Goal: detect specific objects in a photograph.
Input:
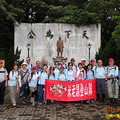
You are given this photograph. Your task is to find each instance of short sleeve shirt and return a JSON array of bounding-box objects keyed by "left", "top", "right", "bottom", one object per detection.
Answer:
[{"left": 0, "top": 67, "right": 8, "bottom": 82}]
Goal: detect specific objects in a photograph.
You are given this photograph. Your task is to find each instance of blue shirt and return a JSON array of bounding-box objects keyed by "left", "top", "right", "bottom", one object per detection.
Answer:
[
  {"left": 54, "top": 68, "right": 59, "bottom": 80},
  {"left": 105, "top": 66, "right": 118, "bottom": 78},
  {"left": 92, "top": 65, "right": 96, "bottom": 73},
  {"left": 59, "top": 64, "right": 68, "bottom": 69},
  {"left": 58, "top": 72, "right": 67, "bottom": 81},
  {"left": 49, "top": 74, "right": 56, "bottom": 80},
  {"left": 59, "top": 64, "right": 68, "bottom": 73},
  {"left": 95, "top": 66, "right": 106, "bottom": 79},
  {"left": 66, "top": 69, "right": 75, "bottom": 81},
  {"left": 8, "top": 71, "right": 18, "bottom": 86},
  {"left": 38, "top": 71, "right": 48, "bottom": 85},
  {"left": 86, "top": 70, "right": 95, "bottom": 79},
  {"left": 27, "top": 64, "right": 32, "bottom": 74},
  {"left": 28, "top": 73, "right": 38, "bottom": 87},
  {"left": 36, "top": 66, "right": 42, "bottom": 73},
  {"left": 72, "top": 65, "right": 77, "bottom": 71}
]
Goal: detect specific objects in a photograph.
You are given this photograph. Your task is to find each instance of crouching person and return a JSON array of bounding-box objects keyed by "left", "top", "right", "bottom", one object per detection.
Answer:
[
  {"left": 8, "top": 63, "right": 19, "bottom": 107},
  {"left": 28, "top": 66, "right": 40, "bottom": 106},
  {"left": 106, "top": 58, "right": 119, "bottom": 104},
  {"left": 38, "top": 64, "right": 48, "bottom": 105}
]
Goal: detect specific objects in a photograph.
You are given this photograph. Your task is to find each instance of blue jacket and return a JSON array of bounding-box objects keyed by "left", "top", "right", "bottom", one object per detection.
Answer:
[
  {"left": 28, "top": 73, "right": 39, "bottom": 87},
  {"left": 8, "top": 71, "right": 19, "bottom": 86},
  {"left": 38, "top": 71, "right": 48, "bottom": 85}
]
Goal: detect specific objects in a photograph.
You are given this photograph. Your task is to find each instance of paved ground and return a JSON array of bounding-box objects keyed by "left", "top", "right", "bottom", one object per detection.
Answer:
[{"left": 0, "top": 89, "right": 120, "bottom": 120}]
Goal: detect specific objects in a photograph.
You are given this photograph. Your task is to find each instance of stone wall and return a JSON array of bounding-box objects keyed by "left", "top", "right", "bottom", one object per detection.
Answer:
[{"left": 14, "top": 23, "right": 101, "bottom": 66}]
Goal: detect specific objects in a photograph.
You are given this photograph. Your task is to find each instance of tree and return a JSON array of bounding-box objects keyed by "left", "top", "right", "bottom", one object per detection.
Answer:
[{"left": 96, "top": 16, "right": 120, "bottom": 65}]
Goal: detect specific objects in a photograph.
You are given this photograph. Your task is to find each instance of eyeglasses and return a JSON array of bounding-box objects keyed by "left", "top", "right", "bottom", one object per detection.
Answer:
[
  {"left": 55, "top": 64, "right": 58, "bottom": 65},
  {"left": 69, "top": 65, "right": 72, "bottom": 66},
  {"left": 0, "top": 63, "right": 3, "bottom": 64}
]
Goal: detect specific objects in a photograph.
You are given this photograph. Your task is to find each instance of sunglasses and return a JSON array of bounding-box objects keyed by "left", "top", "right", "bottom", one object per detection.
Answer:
[{"left": 0, "top": 63, "right": 3, "bottom": 64}]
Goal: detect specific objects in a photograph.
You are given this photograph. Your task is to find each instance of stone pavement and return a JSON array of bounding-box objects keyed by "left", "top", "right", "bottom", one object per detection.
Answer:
[{"left": 0, "top": 89, "right": 120, "bottom": 120}]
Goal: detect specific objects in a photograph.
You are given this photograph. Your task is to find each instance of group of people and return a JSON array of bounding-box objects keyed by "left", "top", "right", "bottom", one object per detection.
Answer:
[{"left": 0, "top": 57, "right": 119, "bottom": 107}]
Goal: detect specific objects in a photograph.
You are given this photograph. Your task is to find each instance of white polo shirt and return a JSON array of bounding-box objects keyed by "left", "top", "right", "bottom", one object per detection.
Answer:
[{"left": 0, "top": 67, "right": 8, "bottom": 83}]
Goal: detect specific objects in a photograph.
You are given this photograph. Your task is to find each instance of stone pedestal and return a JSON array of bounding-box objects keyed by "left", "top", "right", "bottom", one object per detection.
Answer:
[{"left": 53, "top": 58, "right": 67, "bottom": 64}]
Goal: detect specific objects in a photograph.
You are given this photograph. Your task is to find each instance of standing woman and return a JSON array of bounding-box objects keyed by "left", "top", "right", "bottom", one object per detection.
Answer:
[
  {"left": 74, "top": 62, "right": 86, "bottom": 80},
  {"left": 28, "top": 66, "right": 40, "bottom": 106},
  {"left": 54, "top": 62, "right": 59, "bottom": 80},
  {"left": 66, "top": 62, "right": 75, "bottom": 81},
  {"left": 85, "top": 64, "right": 95, "bottom": 79},
  {"left": 48, "top": 67, "right": 56, "bottom": 80},
  {"left": 85, "top": 64, "right": 95, "bottom": 103},
  {"left": 58, "top": 66, "right": 67, "bottom": 81},
  {"left": 38, "top": 64, "right": 48, "bottom": 105},
  {"left": 8, "top": 63, "right": 19, "bottom": 107},
  {"left": 19, "top": 62, "right": 29, "bottom": 104}
]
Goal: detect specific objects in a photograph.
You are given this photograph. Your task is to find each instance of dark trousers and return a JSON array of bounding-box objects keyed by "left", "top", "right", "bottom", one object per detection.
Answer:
[
  {"left": 96, "top": 79, "right": 106, "bottom": 94},
  {"left": 20, "top": 84, "right": 28, "bottom": 99},
  {"left": 32, "top": 91, "right": 36, "bottom": 98},
  {"left": 38, "top": 84, "right": 44, "bottom": 103},
  {"left": 0, "top": 81, "right": 5, "bottom": 105}
]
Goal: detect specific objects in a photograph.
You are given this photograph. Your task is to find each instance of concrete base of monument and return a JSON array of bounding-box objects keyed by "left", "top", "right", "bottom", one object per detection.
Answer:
[{"left": 53, "top": 57, "right": 67, "bottom": 63}]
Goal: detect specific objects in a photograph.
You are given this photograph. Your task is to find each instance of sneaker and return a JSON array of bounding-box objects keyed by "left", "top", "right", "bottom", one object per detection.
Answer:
[
  {"left": 21, "top": 99, "right": 26, "bottom": 104},
  {"left": 23, "top": 98, "right": 27, "bottom": 103},
  {"left": 86, "top": 100, "right": 90, "bottom": 104},
  {"left": 0, "top": 104, "right": 4, "bottom": 107},
  {"left": 13, "top": 104, "right": 16, "bottom": 107},
  {"left": 114, "top": 99, "right": 118, "bottom": 104},
  {"left": 32, "top": 102, "right": 35, "bottom": 106},
  {"left": 51, "top": 100, "right": 54, "bottom": 103},
  {"left": 38, "top": 102, "right": 42, "bottom": 105},
  {"left": 110, "top": 98, "right": 113, "bottom": 103}
]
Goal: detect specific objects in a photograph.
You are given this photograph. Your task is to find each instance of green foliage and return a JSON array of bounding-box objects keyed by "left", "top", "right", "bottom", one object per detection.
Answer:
[
  {"left": 43, "top": 5, "right": 100, "bottom": 26},
  {"left": 5, "top": 47, "right": 24, "bottom": 72},
  {"left": 96, "top": 16, "right": 120, "bottom": 66}
]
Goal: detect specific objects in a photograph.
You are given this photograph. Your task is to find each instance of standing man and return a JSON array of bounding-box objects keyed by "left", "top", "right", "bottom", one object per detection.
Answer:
[
  {"left": 44, "top": 60, "right": 50, "bottom": 73},
  {"left": 95, "top": 60, "right": 106, "bottom": 102},
  {"left": 59, "top": 58, "right": 67, "bottom": 74},
  {"left": 81, "top": 59, "right": 87, "bottom": 71},
  {"left": 71, "top": 58, "right": 77, "bottom": 71},
  {"left": 26, "top": 57, "right": 32, "bottom": 96},
  {"left": 59, "top": 59, "right": 67, "bottom": 69},
  {"left": 91, "top": 59, "right": 96, "bottom": 73},
  {"left": 35, "top": 60, "right": 42, "bottom": 100},
  {"left": 36, "top": 61, "right": 42, "bottom": 73},
  {"left": 26, "top": 57, "right": 32, "bottom": 74},
  {"left": 57, "top": 37, "right": 64, "bottom": 58},
  {"left": 0, "top": 60, "right": 8, "bottom": 106},
  {"left": 106, "top": 58, "right": 119, "bottom": 104}
]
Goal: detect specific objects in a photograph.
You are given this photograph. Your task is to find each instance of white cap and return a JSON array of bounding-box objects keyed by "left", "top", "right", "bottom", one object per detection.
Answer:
[
  {"left": 81, "top": 58, "right": 86, "bottom": 61},
  {"left": 26, "top": 57, "right": 30, "bottom": 60},
  {"left": 22, "top": 62, "right": 27, "bottom": 66}
]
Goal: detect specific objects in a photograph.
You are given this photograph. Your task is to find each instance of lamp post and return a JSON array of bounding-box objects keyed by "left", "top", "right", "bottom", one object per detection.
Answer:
[
  {"left": 26, "top": 43, "right": 31, "bottom": 57},
  {"left": 88, "top": 43, "right": 92, "bottom": 63}
]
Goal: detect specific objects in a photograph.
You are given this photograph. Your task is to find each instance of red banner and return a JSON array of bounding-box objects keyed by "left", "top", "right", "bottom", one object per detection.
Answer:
[{"left": 45, "top": 79, "right": 96, "bottom": 101}]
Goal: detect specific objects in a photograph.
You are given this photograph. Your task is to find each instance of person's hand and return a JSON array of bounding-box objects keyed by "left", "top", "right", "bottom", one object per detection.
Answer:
[
  {"left": 17, "top": 76, "right": 19, "bottom": 79},
  {"left": 105, "top": 81, "right": 107, "bottom": 85},
  {"left": 29, "top": 76, "right": 31, "bottom": 80},
  {"left": 5, "top": 81, "right": 7, "bottom": 87},
  {"left": 108, "top": 75, "right": 111, "bottom": 79},
  {"left": 38, "top": 76, "right": 40, "bottom": 79}
]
